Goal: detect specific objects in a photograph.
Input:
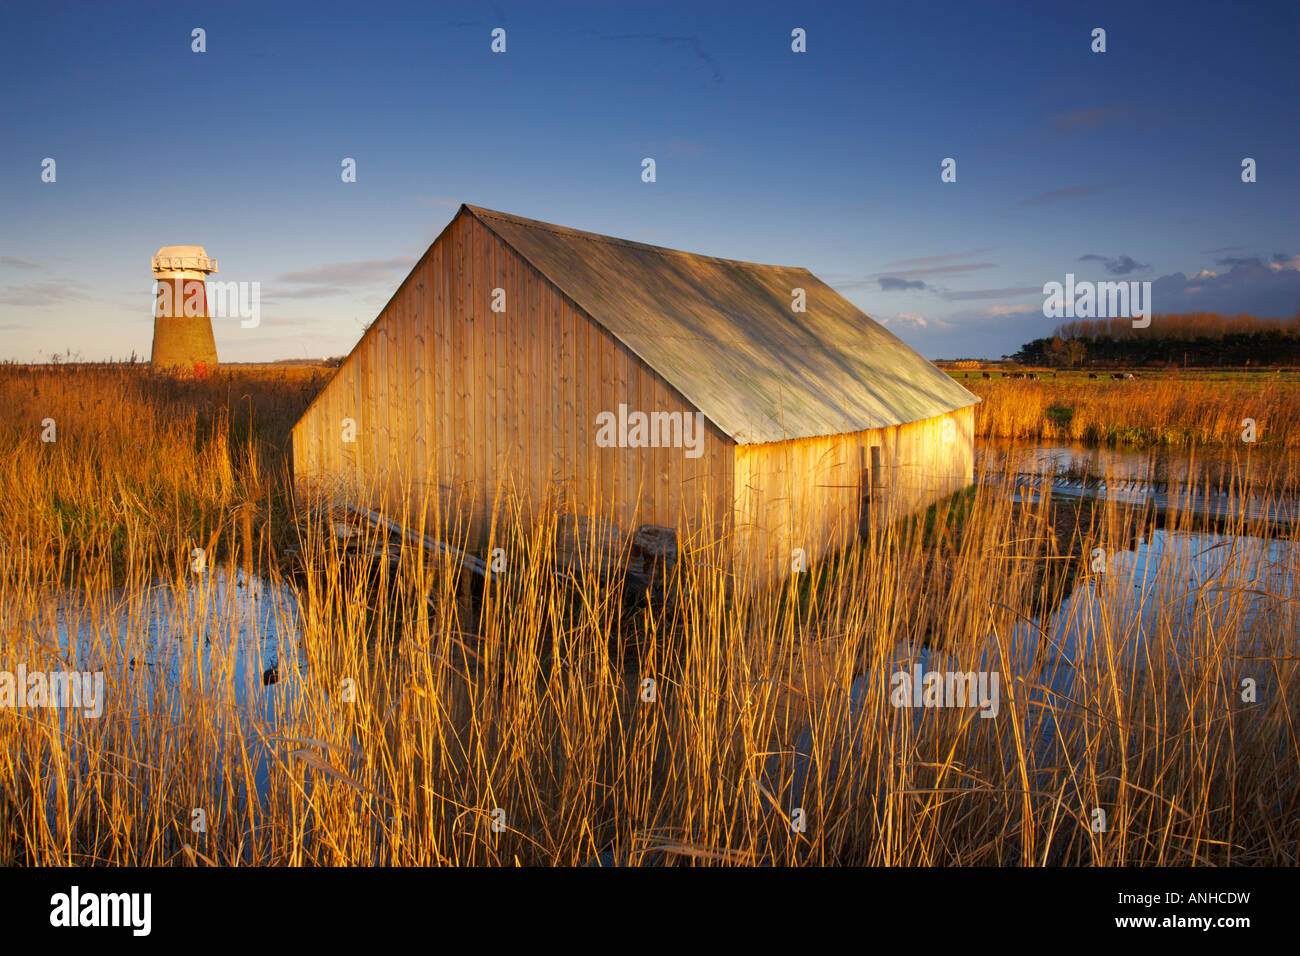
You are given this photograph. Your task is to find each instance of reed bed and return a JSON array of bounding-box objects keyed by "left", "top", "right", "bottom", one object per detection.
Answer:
[
  {"left": 0, "top": 365, "right": 1297, "bottom": 865},
  {"left": 968, "top": 375, "right": 1300, "bottom": 449}
]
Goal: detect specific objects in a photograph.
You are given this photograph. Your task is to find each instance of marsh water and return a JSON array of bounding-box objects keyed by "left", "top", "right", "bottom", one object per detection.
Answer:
[
  {"left": 771, "top": 441, "right": 1300, "bottom": 808},
  {"left": 979, "top": 439, "right": 1300, "bottom": 525},
  {"left": 978, "top": 438, "right": 1291, "bottom": 489},
  {"left": 33, "top": 568, "right": 305, "bottom": 799},
  {"left": 30, "top": 440, "right": 1299, "bottom": 816}
]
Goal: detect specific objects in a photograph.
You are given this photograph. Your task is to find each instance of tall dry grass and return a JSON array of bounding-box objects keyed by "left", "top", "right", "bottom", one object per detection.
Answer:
[
  {"left": 969, "top": 376, "right": 1300, "bottom": 449},
  {"left": 0, "top": 363, "right": 327, "bottom": 582},
  {"left": 0, "top": 364, "right": 1297, "bottom": 865}
]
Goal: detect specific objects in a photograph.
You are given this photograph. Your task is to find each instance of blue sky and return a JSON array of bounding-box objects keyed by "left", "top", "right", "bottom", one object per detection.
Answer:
[{"left": 2, "top": 0, "right": 1297, "bottom": 362}]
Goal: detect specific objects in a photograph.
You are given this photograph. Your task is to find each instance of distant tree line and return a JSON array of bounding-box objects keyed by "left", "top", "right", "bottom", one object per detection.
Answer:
[{"left": 1014, "top": 312, "right": 1300, "bottom": 367}]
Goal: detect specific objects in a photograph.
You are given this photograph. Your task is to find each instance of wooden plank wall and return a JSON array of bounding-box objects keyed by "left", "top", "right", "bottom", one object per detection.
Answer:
[
  {"left": 291, "top": 211, "right": 735, "bottom": 552},
  {"left": 289, "top": 208, "right": 976, "bottom": 583},
  {"left": 731, "top": 404, "right": 975, "bottom": 584}
]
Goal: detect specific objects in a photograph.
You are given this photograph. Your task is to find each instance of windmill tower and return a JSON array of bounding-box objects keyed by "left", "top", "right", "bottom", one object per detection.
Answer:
[{"left": 151, "top": 245, "right": 219, "bottom": 370}]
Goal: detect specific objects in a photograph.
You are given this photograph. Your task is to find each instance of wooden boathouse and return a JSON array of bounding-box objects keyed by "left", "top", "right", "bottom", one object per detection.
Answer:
[{"left": 291, "top": 204, "right": 979, "bottom": 582}]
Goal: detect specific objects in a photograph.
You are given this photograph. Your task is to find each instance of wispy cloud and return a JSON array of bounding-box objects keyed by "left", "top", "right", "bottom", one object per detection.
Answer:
[
  {"left": 269, "top": 257, "right": 417, "bottom": 300},
  {"left": 942, "top": 286, "right": 1041, "bottom": 301},
  {"left": 276, "top": 258, "right": 416, "bottom": 286},
  {"left": 1018, "top": 183, "right": 1118, "bottom": 206},
  {"left": 0, "top": 280, "right": 91, "bottom": 307},
  {"left": 830, "top": 260, "right": 998, "bottom": 293},
  {"left": 0, "top": 256, "right": 42, "bottom": 270},
  {"left": 876, "top": 262, "right": 996, "bottom": 280},
  {"left": 878, "top": 311, "right": 939, "bottom": 330},
  {"left": 884, "top": 248, "right": 995, "bottom": 268},
  {"left": 1197, "top": 252, "right": 1297, "bottom": 272},
  {"left": 1078, "top": 253, "right": 1150, "bottom": 275},
  {"left": 268, "top": 286, "right": 360, "bottom": 301},
  {"left": 237, "top": 314, "right": 331, "bottom": 330},
  {"left": 878, "top": 276, "right": 928, "bottom": 291}
]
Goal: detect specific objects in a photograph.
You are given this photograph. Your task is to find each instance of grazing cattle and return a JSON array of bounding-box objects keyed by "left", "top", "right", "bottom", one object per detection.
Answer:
[
  {"left": 1088, "top": 373, "right": 1098, "bottom": 379},
  {"left": 982, "top": 371, "right": 991, "bottom": 379}
]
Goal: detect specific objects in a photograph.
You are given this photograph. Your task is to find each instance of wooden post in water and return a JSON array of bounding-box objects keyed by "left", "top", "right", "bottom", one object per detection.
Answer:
[{"left": 860, "top": 444, "right": 886, "bottom": 538}]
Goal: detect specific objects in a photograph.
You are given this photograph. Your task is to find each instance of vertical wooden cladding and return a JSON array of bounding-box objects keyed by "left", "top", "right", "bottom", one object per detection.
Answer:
[
  {"left": 291, "top": 212, "right": 734, "bottom": 550},
  {"left": 289, "top": 206, "right": 975, "bottom": 585},
  {"left": 732, "top": 406, "right": 975, "bottom": 584}
]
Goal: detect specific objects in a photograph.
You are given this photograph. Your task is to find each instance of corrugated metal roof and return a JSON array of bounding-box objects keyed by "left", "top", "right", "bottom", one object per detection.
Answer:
[{"left": 466, "top": 204, "right": 978, "bottom": 444}]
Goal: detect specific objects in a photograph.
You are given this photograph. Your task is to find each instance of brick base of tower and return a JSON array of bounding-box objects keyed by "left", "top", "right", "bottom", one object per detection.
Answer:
[{"left": 151, "top": 315, "right": 219, "bottom": 370}]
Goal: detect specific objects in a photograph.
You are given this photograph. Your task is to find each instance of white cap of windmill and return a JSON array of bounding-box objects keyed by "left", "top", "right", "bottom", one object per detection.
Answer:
[{"left": 152, "top": 245, "right": 218, "bottom": 280}]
